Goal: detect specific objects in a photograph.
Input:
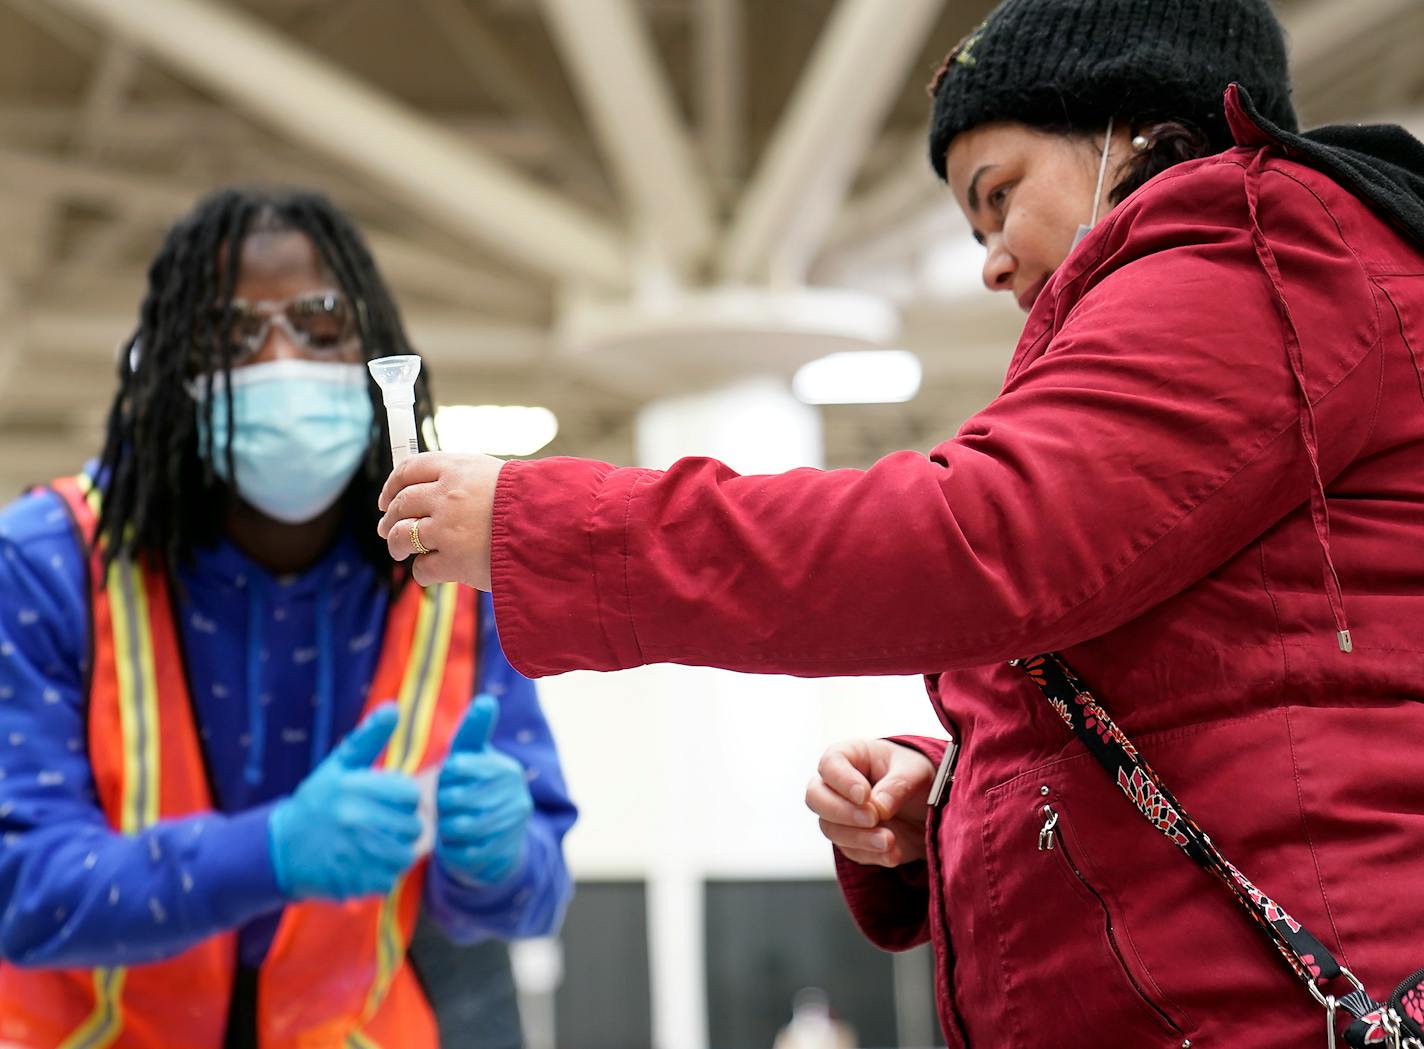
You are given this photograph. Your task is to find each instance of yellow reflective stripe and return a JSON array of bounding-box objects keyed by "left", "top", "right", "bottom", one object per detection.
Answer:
[
  {"left": 69, "top": 470, "right": 157, "bottom": 1045},
  {"left": 106, "top": 565, "right": 144, "bottom": 834},
  {"left": 106, "top": 566, "right": 137, "bottom": 833},
  {"left": 387, "top": 582, "right": 455, "bottom": 773},
  {"left": 80, "top": 472, "right": 158, "bottom": 830},
  {"left": 63, "top": 478, "right": 129, "bottom": 1045},
  {"left": 384, "top": 589, "right": 438, "bottom": 771},
  {"left": 128, "top": 567, "right": 162, "bottom": 829},
  {"left": 363, "top": 585, "right": 458, "bottom": 1020},
  {"left": 57, "top": 967, "right": 125, "bottom": 1049},
  {"left": 362, "top": 880, "right": 406, "bottom": 1021},
  {"left": 107, "top": 561, "right": 161, "bottom": 832},
  {"left": 75, "top": 472, "right": 102, "bottom": 518},
  {"left": 399, "top": 585, "right": 455, "bottom": 775},
  {"left": 346, "top": 1028, "right": 382, "bottom": 1049},
  {"left": 59, "top": 482, "right": 140, "bottom": 1046}
]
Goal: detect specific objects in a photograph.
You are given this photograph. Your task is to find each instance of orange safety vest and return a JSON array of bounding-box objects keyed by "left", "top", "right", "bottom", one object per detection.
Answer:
[{"left": 0, "top": 475, "right": 478, "bottom": 1048}]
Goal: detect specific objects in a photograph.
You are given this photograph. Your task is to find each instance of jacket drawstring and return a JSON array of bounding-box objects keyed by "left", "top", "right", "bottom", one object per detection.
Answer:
[
  {"left": 1244, "top": 150, "right": 1353, "bottom": 653},
  {"left": 243, "top": 575, "right": 268, "bottom": 785},
  {"left": 309, "top": 573, "right": 336, "bottom": 769}
]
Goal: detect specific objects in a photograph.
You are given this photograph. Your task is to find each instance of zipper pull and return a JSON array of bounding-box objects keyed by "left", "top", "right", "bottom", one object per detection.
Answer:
[
  {"left": 927, "top": 736, "right": 960, "bottom": 808},
  {"left": 1038, "top": 805, "right": 1059, "bottom": 851}
]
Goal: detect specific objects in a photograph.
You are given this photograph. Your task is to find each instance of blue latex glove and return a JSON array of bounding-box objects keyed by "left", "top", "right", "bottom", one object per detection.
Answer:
[
  {"left": 435, "top": 695, "right": 534, "bottom": 887},
  {"left": 268, "top": 703, "right": 422, "bottom": 901}
]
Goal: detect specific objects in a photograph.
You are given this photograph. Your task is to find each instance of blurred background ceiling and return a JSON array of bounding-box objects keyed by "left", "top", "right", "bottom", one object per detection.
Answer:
[{"left": 0, "top": 0, "right": 1420, "bottom": 491}]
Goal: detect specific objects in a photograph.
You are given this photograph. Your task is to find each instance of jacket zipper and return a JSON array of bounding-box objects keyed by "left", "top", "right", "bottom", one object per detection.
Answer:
[
  {"left": 1038, "top": 804, "right": 1184, "bottom": 1038},
  {"left": 925, "top": 723, "right": 972, "bottom": 1049}
]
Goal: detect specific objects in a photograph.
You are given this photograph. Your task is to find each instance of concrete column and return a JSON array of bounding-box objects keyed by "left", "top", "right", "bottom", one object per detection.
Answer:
[{"left": 633, "top": 380, "right": 823, "bottom": 1049}]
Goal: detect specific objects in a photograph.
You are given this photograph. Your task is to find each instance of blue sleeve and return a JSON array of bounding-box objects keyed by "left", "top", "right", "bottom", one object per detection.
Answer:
[
  {"left": 0, "top": 490, "right": 284, "bottom": 968},
  {"left": 423, "top": 592, "right": 576, "bottom": 943}
]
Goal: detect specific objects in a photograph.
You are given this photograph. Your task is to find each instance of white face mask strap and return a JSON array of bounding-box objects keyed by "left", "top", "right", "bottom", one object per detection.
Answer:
[{"left": 1088, "top": 114, "right": 1116, "bottom": 228}]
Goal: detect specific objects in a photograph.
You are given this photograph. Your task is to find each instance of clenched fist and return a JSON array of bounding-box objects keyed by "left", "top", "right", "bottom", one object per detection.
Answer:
[{"left": 805, "top": 738, "right": 935, "bottom": 867}]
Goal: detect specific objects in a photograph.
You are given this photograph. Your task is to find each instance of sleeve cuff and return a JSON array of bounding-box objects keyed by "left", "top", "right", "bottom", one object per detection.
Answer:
[
  {"left": 832, "top": 734, "right": 947, "bottom": 953},
  {"left": 834, "top": 849, "right": 933, "bottom": 952},
  {"left": 887, "top": 734, "right": 948, "bottom": 766},
  {"left": 182, "top": 803, "right": 286, "bottom": 929},
  {"left": 491, "top": 457, "right": 650, "bottom": 677},
  {"left": 426, "top": 847, "right": 530, "bottom": 922}
]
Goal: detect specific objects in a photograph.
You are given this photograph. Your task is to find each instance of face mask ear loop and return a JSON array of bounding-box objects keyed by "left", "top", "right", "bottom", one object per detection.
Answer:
[{"left": 1089, "top": 114, "right": 1116, "bottom": 228}]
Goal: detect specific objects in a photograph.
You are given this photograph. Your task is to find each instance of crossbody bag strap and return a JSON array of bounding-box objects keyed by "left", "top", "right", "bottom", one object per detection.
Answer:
[{"left": 1012, "top": 653, "right": 1377, "bottom": 1031}]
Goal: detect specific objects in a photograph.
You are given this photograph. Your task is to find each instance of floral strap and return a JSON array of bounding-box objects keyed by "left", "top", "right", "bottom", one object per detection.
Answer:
[{"left": 1013, "top": 653, "right": 1382, "bottom": 1040}]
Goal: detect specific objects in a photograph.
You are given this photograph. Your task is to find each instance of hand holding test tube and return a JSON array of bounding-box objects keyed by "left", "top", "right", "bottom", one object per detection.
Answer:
[{"left": 367, "top": 355, "right": 422, "bottom": 468}]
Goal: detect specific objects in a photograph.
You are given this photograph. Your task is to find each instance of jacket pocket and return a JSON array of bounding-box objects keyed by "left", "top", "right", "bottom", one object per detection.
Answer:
[
  {"left": 1039, "top": 802, "right": 1186, "bottom": 1037},
  {"left": 983, "top": 785, "right": 1188, "bottom": 1049}
]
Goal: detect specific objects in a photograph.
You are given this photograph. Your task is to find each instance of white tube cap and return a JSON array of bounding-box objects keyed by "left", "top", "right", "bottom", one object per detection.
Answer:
[{"left": 367, "top": 354, "right": 422, "bottom": 407}]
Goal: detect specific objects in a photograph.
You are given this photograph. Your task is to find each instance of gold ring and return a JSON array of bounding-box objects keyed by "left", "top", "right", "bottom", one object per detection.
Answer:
[{"left": 409, "top": 519, "right": 431, "bottom": 556}]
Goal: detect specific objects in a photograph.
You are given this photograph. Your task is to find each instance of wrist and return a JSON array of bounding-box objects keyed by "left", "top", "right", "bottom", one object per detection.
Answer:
[
  {"left": 267, "top": 800, "right": 295, "bottom": 898},
  {"left": 437, "top": 835, "right": 527, "bottom": 889}
]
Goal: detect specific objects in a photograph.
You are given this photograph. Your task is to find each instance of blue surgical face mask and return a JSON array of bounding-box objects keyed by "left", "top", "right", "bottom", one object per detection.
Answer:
[{"left": 190, "top": 359, "right": 375, "bottom": 524}]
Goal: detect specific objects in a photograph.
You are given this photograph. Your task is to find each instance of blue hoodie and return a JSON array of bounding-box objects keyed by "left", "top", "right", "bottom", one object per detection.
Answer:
[{"left": 0, "top": 483, "right": 576, "bottom": 969}]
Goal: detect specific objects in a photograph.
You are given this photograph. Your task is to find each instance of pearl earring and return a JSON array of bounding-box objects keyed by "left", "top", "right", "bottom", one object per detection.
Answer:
[{"left": 1131, "top": 134, "right": 1152, "bottom": 152}]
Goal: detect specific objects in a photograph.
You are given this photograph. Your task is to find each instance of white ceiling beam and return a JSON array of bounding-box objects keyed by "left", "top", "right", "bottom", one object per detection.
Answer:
[
  {"left": 0, "top": 146, "right": 549, "bottom": 319},
  {"left": 719, "top": 0, "right": 944, "bottom": 283},
  {"left": 45, "top": 0, "right": 629, "bottom": 289},
  {"left": 0, "top": 144, "right": 174, "bottom": 210},
  {"left": 0, "top": 276, "right": 21, "bottom": 406},
  {"left": 1285, "top": 0, "right": 1420, "bottom": 116},
  {"left": 819, "top": 134, "right": 942, "bottom": 259},
  {"left": 404, "top": 317, "right": 550, "bottom": 369},
  {"left": 0, "top": 197, "right": 59, "bottom": 286},
  {"left": 696, "top": 0, "right": 744, "bottom": 204},
  {"left": 813, "top": 201, "right": 967, "bottom": 298},
  {"left": 21, "top": 306, "right": 550, "bottom": 369},
  {"left": 1370, "top": 29, "right": 1424, "bottom": 111},
  {"left": 5, "top": 0, "right": 99, "bottom": 57},
  {"left": 0, "top": 104, "right": 576, "bottom": 168},
  {"left": 413, "top": 0, "right": 604, "bottom": 181},
  {"left": 535, "top": 0, "right": 716, "bottom": 271},
  {"left": 61, "top": 216, "right": 150, "bottom": 277},
  {"left": 1286, "top": 0, "right": 1418, "bottom": 69},
  {"left": 69, "top": 38, "right": 141, "bottom": 158},
  {"left": 361, "top": 235, "right": 549, "bottom": 321}
]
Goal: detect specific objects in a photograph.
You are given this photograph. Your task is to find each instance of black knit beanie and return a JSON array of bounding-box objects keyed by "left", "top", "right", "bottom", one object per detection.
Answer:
[{"left": 927, "top": 0, "right": 1297, "bottom": 180}]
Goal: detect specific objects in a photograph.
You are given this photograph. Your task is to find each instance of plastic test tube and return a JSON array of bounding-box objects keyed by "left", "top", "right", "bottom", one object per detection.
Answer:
[
  {"left": 367, "top": 355, "right": 423, "bottom": 467},
  {"left": 366, "top": 356, "right": 438, "bottom": 848}
]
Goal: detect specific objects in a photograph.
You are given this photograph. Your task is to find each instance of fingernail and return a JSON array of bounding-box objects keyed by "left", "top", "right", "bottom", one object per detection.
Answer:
[
  {"left": 854, "top": 808, "right": 876, "bottom": 827},
  {"left": 848, "top": 784, "right": 867, "bottom": 805}
]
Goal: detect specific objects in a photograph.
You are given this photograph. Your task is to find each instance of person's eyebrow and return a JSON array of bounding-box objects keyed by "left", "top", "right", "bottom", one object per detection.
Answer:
[{"left": 967, "top": 164, "right": 998, "bottom": 212}]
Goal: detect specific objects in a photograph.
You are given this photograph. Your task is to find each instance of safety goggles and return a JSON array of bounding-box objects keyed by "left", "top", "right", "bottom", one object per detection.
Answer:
[{"left": 210, "top": 289, "right": 359, "bottom": 365}]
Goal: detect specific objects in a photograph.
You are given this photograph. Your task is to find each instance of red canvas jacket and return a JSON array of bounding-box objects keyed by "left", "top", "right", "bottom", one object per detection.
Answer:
[{"left": 488, "top": 87, "right": 1424, "bottom": 1048}]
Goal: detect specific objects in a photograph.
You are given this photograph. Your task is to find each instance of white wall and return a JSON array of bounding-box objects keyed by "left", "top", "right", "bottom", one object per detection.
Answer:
[
  {"left": 530, "top": 376, "right": 950, "bottom": 1049},
  {"left": 541, "top": 666, "right": 945, "bottom": 881}
]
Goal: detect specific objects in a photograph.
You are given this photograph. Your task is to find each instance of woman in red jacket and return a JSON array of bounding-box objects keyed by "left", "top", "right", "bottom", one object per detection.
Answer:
[{"left": 377, "top": 1, "right": 1424, "bottom": 1044}]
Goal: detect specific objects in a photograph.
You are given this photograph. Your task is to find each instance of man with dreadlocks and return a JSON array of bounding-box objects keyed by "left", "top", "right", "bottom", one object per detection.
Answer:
[{"left": 0, "top": 187, "right": 576, "bottom": 1048}]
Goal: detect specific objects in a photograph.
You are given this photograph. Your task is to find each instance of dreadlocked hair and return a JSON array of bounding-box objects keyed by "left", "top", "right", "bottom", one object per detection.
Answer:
[{"left": 94, "top": 185, "right": 437, "bottom": 588}]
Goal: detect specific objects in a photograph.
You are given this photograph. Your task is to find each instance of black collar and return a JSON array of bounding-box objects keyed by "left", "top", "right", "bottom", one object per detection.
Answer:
[{"left": 1227, "top": 82, "right": 1424, "bottom": 250}]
